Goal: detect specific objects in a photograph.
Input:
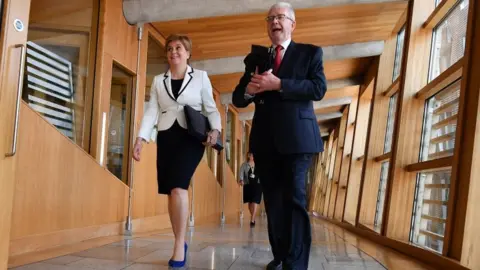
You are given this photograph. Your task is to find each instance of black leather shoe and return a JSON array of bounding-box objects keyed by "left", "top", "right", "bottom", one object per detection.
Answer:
[
  {"left": 266, "top": 260, "right": 282, "bottom": 270},
  {"left": 250, "top": 221, "right": 256, "bottom": 227}
]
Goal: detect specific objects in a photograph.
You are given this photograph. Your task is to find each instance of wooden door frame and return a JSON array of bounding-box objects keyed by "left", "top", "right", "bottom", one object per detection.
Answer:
[{"left": 0, "top": 0, "right": 31, "bottom": 268}]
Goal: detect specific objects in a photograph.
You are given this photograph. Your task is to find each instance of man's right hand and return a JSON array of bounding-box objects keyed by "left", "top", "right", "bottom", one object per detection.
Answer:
[
  {"left": 239, "top": 181, "right": 244, "bottom": 186},
  {"left": 133, "top": 137, "right": 144, "bottom": 161}
]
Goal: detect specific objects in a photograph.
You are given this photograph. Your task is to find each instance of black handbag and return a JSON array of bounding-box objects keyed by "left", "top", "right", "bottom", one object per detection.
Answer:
[{"left": 184, "top": 105, "right": 224, "bottom": 151}]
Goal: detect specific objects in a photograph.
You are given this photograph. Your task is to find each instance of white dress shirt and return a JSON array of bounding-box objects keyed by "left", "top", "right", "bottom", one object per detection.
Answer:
[{"left": 273, "top": 38, "right": 292, "bottom": 63}]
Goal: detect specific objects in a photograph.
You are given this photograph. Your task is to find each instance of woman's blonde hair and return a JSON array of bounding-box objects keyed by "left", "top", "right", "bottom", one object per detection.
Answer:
[{"left": 165, "top": 34, "right": 192, "bottom": 57}]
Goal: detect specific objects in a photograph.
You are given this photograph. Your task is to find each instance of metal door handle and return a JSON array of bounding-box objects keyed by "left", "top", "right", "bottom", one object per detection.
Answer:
[{"left": 5, "top": 44, "right": 26, "bottom": 157}]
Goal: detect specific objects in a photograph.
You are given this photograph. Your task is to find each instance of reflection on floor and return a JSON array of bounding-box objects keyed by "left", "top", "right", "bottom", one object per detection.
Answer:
[{"left": 10, "top": 217, "right": 432, "bottom": 270}]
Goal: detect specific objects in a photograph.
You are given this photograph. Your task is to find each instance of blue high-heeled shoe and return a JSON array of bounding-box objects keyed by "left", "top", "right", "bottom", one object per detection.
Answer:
[{"left": 168, "top": 242, "right": 188, "bottom": 268}]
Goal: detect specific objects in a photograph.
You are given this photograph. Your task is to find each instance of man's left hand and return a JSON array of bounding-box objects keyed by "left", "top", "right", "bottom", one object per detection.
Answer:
[{"left": 248, "top": 69, "right": 281, "bottom": 94}]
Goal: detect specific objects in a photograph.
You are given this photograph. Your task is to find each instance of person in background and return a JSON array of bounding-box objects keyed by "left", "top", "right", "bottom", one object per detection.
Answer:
[
  {"left": 232, "top": 2, "right": 327, "bottom": 270},
  {"left": 133, "top": 34, "right": 221, "bottom": 268},
  {"left": 238, "top": 152, "right": 262, "bottom": 227}
]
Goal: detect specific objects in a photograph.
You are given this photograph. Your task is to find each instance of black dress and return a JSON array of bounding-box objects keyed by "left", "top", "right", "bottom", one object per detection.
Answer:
[
  {"left": 243, "top": 166, "right": 262, "bottom": 204},
  {"left": 155, "top": 79, "right": 205, "bottom": 195}
]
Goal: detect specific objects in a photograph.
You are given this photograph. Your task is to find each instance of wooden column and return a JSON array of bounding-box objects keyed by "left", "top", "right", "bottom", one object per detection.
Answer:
[
  {"left": 384, "top": 0, "right": 435, "bottom": 240},
  {"left": 323, "top": 130, "right": 339, "bottom": 215},
  {"left": 333, "top": 94, "right": 358, "bottom": 221},
  {"left": 343, "top": 71, "right": 375, "bottom": 225},
  {"left": 450, "top": 0, "right": 480, "bottom": 267},
  {"left": 327, "top": 109, "right": 348, "bottom": 218}
]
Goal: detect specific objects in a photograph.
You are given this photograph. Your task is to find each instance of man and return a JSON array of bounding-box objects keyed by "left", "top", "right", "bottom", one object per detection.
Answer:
[{"left": 232, "top": 2, "right": 327, "bottom": 270}]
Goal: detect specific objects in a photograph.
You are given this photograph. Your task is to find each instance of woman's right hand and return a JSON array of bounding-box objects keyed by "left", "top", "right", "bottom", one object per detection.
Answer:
[{"left": 133, "top": 137, "right": 144, "bottom": 161}]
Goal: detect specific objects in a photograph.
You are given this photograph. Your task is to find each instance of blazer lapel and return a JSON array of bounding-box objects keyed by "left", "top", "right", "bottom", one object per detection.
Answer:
[
  {"left": 277, "top": 41, "right": 296, "bottom": 77},
  {"left": 163, "top": 70, "right": 175, "bottom": 101},
  {"left": 177, "top": 66, "right": 194, "bottom": 98}
]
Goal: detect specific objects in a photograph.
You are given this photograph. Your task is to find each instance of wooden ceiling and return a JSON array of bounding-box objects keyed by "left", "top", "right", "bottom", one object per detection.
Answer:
[
  {"left": 152, "top": 1, "right": 407, "bottom": 61},
  {"left": 324, "top": 57, "right": 374, "bottom": 81}
]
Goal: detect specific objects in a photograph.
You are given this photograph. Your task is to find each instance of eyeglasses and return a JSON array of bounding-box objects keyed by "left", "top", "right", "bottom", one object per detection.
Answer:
[{"left": 265, "top": 14, "right": 294, "bottom": 22}]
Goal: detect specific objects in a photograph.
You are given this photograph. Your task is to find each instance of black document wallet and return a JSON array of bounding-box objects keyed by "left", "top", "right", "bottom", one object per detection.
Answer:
[{"left": 184, "top": 105, "right": 224, "bottom": 151}]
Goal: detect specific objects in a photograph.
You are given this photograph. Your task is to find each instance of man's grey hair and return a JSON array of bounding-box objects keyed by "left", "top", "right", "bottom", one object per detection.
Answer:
[{"left": 269, "top": 2, "right": 296, "bottom": 21}]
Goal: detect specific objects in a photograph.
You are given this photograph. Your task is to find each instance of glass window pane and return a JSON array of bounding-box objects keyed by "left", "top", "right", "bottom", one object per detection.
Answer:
[
  {"left": 420, "top": 80, "right": 460, "bottom": 161},
  {"left": 384, "top": 93, "right": 398, "bottom": 153},
  {"left": 106, "top": 65, "right": 134, "bottom": 183},
  {"left": 374, "top": 161, "right": 390, "bottom": 233},
  {"left": 392, "top": 26, "right": 405, "bottom": 82},
  {"left": 411, "top": 170, "right": 450, "bottom": 253},
  {"left": 22, "top": 0, "right": 99, "bottom": 151},
  {"left": 429, "top": 0, "right": 469, "bottom": 81}
]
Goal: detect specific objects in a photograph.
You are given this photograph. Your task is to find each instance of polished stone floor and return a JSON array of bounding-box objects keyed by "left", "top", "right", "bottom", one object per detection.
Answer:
[{"left": 10, "top": 217, "right": 431, "bottom": 270}]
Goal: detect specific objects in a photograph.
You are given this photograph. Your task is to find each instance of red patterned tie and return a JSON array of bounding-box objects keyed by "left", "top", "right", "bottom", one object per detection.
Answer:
[{"left": 273, "top": 45, "right": 283, "bottom": 74}]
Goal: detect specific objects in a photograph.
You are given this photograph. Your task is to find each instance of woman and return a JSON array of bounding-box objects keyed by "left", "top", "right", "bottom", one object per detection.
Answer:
[
  {"left": 133, "top": 34, "right": 221, "bottom": 268},
  {"left": 238, "top": 152, "right": 262, "bottom": 227}
]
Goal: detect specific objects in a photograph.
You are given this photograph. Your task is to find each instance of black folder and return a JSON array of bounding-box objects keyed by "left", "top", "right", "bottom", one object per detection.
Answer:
[{"left": 184, "top": 105, "right": 224, "bottom": 151}]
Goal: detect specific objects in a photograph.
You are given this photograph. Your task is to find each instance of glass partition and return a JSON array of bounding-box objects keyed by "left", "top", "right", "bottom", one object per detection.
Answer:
[{"left": 22, "top": 0, "right": 99, "bottom": 152}]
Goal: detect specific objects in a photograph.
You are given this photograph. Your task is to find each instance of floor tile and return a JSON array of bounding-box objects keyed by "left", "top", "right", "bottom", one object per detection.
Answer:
[
  {"left": 67, "top": 258, "right": 133, "bottom": 270},
  {"left": 71, "top": 246, "right": 155, "bottom": 262},
  {"left": 41, "top": 256, "right": 84, "bottom": 265}
]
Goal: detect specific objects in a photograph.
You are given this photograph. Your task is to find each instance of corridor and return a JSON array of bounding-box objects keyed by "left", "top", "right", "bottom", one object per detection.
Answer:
[{"left": 9, "top": 217, "right": 430, "bottom": 270}]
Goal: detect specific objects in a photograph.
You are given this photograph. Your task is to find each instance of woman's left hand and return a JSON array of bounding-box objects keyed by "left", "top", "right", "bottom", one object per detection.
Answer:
[{"left": 205, "top": 129, "right": 219, "bottom": 147}]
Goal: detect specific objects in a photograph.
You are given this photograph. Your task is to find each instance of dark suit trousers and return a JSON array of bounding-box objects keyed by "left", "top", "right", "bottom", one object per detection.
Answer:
[{"left": 255, "top": 151, "right": 313, "bottom": 270}]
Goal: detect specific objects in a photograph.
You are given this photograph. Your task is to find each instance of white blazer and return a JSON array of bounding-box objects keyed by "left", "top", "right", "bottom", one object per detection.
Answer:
[{"left": 138, "top": 66, "right": 222, "bottom": 142}]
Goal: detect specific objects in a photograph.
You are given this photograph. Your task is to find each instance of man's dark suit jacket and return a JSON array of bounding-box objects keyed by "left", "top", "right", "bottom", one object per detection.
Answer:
[{"left": 232, "top": 41, "right": 327, "bottom": 155}]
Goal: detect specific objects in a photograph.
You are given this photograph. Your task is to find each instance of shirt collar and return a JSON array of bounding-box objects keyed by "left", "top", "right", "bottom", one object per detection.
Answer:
[{"left": 273, "top": 38, "right": 291, "bottom": 51}]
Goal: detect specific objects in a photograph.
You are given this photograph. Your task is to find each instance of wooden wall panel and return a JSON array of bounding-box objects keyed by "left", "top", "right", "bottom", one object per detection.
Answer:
[
  {"left": 192, "top": 160, "right": 222, "bottom": 223},
  {"left": 10, "top": 104, "right": 129, "bottom": 254}
]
